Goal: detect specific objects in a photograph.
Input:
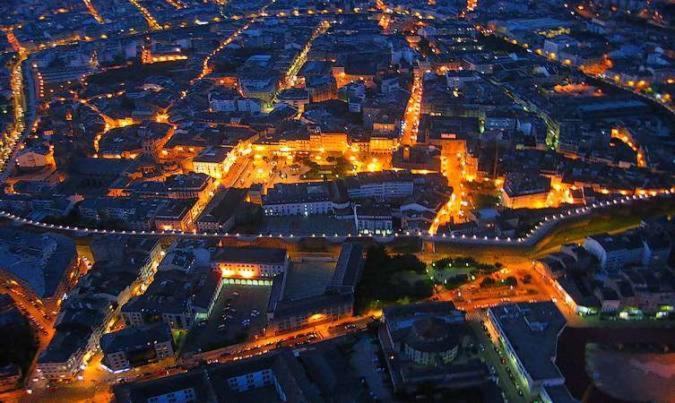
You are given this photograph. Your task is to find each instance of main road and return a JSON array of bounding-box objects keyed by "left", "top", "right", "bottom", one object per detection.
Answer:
[{"left": 0, "top": 42, "right": 37, "bottom": 183}]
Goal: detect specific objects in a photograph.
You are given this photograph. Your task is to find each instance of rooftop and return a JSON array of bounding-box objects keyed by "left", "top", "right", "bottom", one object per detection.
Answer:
[
  {"left": 263, "top": 182, "right": 332, "bottom": 205},
  {"left": 586, "top": 232, "right": 644, "bottom": 252},
  {"left": 489, "top": 302, "right": 566, "bottom": 382},
  {"left": 114, "top": 349, "right": 321, "bottom": 402},
  {"left": 0, "top": 228, "right": 76, "bottom": 299},
  {"left": 101, "top": 323, "right": 172, "bottom": 355},
  {"left": 212, "top": 247, "right": 288, "bottom": 265}
]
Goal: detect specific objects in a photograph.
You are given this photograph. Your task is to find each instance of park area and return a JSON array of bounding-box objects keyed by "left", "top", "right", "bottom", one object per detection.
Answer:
[{"left": 355, "top": 246, "right": 503, "bottom": 312}]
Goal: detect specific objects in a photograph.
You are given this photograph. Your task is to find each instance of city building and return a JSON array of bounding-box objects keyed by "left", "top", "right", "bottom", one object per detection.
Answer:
[
  {"left": 354, "top": 204, "right": 394, "bottom": 235},
  {"left": 89, "top": 236, "right": 163, "bottom": 284},
  {"left": 154, "top": 198, "right": 201, "bottom": 232},
  {"left": 101, "top": 323, "right": 174, "bottom": 372},
  {"left": 306, "top": 75, "right": 337, "bottom": 102},
  {"left": 583, "top": 232, "right": 645, "bottom": 271},
  {"left": 501, "top": 172, "right": 552, "bottom": 209},
  {"left": 114, "top": 349, "right": 321, "bottom": 402},
  {"left": 277, "top": 88, "right": 310, "bottom": 112},
  {"left": 192, "top": 146, "right": 235, "bottom": 179},
  {"left": 208, "top": 88, "right": 262, "bottom": 114},
  {"left": 197, "top": 188, "right": 248, "bottom": 233},
  {"left": 121, "top": 267, "right": 223, "bottom": 329},
  {"left": 486, "top": 302, "right": 569, "bottom": 399},
  {"left": 15, "top": 144, "right": 55, "bottom": 172},
  {"left": 98, "top": 122, "right": 174, "bottom": 160},
  {"left": 121, "top": 173, "right": 216, "bottom": 201},
  {"left": 0, "top": 228, "right": 79, "bottom": 309},
  {"left": 35, "top": 234, "right": 162, "bottom": 381},
  {"left": 379, "top": 302, "right": 490, "bottom": 394},
  {"left": 538, "top": 226, "right": 674, "bottom": 318},
  {"left": 262, "top": 182, "right": 348, "bottom": 216},
  {"left": 1, "top": 1, "right": 675, "bottom": 399},
  {"left": 212, "top": 247, "right": 290, "bottom": 279},
  {"left": 266, "top": 243, "right": 364, "bottom": 333},
  {"left": 344, "top": 171, "right": 415, "bottom": 200},
  {"left": 36, "top": 297, "right": 115, "bottom": 381}
]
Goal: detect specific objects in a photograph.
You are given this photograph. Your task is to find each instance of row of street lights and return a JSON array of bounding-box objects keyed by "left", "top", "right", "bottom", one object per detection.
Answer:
[{"left": 0, "top": 191, "right": 670, "bottom": 243}]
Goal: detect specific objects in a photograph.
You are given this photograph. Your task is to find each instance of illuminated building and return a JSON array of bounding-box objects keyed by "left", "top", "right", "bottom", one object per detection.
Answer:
[
  {"left": 36, "top": 330, "right": 96, "bottom": 380},
  {"left": 543, "top": 36, "right": 580, "bottom": 61},
  {"left": 309, "top": 132, "right": 348, "bottom": 153},
  {"left": 401, "top": 210, "right": 437, "bottom": 232},
  {"left": 192, "top": 146, "right": 234, "bottom": 179},
  {"left": 369, "top": 135, "right": 399, "bottom": 153},
  {"left": 592, "top": 0, "right": 649, "bottom": 13},
  {"left": 461, "top": 53, "right": 499, "bottom": 74},
  {"left": 262, "top": 182, "right": 348, "bottom": 217},
  {"left": 213, "top": 247, "right": 290, "bottom": 279},
  {"left": 610, "top": 127, "right": 646, "bottom": 168},
  {"left": 154, "top": 198, "right": 201, "bottom": 232},
  {"left": 354, "top": 204, "right": 394, "bottom": 235},
  {"left": 15, "top": 144, "right": 55, "bottom": 172},
  {"left": 98, "top": 121, "right": 174, "bottom": 160},
  {"left": 501, "top": 172, "right": 551, "bottom": 209},
  {"left": 539, "top": 225, "right": 674, "bottom": 317},
  {"left": 90, "top": 236, "right": 163, "bottom": 284},
  {"left": 535, "top": 246, "right": 602, "bottom": 316},
  {"left": 140, "top": 43, "right": 188, "bottom": 64},
  {"left": 119, "top": 173, "right": 216, "bottom": 201},
  {"left": 262, "top": 131, "right": 352, "bottom": 154},
  {"left": 393, "top": 145, "right": 441, "bottom": 172},
  {"left": 580, "top": 57, "right": 613, "bottom": 76},
  {"left": 78, "top": 197, "right": 163, "bottom": 231},
  {"left": 492, "top": 18, "right": 574, "bottom": 41},
  {"left": 402, "top": 318, "right": 460, "bottom": 366},
  {"left": 32, "top": 64, "right": 93, "bottom": 100},
  {"left": 445, "top": 70, "right": 480, "bottom": 89},
  {"left": 211, "top": 75, "right": 239, "bottom": 89},
  {"left": 344, "top": 171, "right": 415, "bottom": 200},
  {"left": 420, "top": 116, "right": 481, "bottom": 147},
  {"left": 554, "top": 275, "right": 601, "bottom": 316}
]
